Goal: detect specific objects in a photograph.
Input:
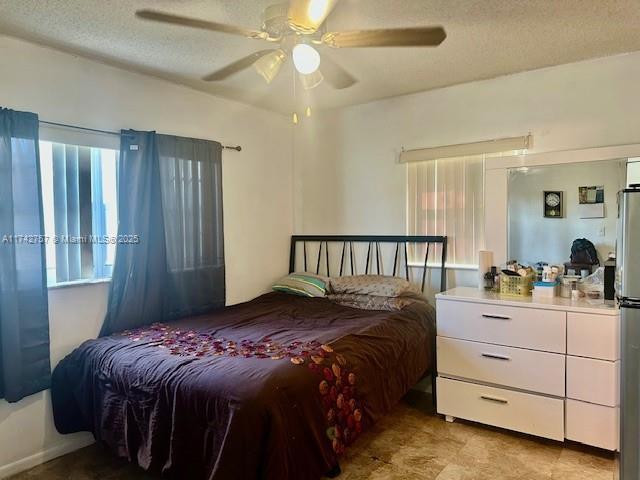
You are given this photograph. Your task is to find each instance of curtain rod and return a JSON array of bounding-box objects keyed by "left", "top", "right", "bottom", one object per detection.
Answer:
[{"left": 38, "top": 120, "right": 242, "bottom": 151}]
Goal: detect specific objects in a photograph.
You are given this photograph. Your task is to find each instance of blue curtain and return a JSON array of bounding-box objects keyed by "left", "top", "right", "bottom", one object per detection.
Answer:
[
  {"left": 0, "top": 108, "right": 51, "bottom": 402},
  {"left": 100, "top": 130, "right": 224, "bottom": 336}
]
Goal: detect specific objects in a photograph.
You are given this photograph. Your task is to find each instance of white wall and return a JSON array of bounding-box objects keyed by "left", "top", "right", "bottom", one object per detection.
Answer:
[
  {"left": 0, "top": 36, "right": 293, "bottom": 477},
  {"left": 293, "top": 51, "right": 640, "bottom": 284},
  {"left": 508, "top": 160, "right": 627, "bottom": 265}
]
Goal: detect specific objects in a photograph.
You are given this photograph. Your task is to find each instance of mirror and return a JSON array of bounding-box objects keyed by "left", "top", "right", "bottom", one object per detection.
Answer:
[
  {"left": 507, "top": 158, "right": 628, "bottom": 266},
  {"left": 628, "top": 158, "right": 640, "bottom": 186}
]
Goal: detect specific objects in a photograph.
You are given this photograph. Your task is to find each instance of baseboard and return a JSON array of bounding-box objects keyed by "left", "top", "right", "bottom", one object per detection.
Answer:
[{"left": 0, "top": 436, "right": 95, "bottom": 479}]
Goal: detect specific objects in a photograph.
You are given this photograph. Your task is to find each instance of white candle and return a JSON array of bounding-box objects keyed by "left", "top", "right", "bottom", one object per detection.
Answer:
[{"left": 478, "top": 250, "right": 494, "bottom": 289}]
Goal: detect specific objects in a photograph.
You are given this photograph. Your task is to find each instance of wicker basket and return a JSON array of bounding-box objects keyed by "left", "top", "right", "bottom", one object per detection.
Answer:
[{"left": 500, "top": 272, "right": 535, "bottom": 296}]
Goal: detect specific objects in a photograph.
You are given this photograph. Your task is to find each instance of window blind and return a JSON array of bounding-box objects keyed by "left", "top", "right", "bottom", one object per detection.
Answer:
[
  {"left": 51, "top": 143, "right": 93, "bottom": 282},
  {"left": 408, "top": 155, "right": 484, "bottom": 267},
  {"left": 40, "top": 141, "right": 119, "bottom": 285}
]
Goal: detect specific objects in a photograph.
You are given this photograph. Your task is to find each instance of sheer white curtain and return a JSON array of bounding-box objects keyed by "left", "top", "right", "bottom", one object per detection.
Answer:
[{"left": 407, "top": 155, "right": 484, "bottom": 267}]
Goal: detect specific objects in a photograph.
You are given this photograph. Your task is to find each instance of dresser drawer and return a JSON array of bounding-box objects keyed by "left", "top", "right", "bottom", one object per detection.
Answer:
[
  {"left": 437, "top": 300, "right": 566, "bottom": 353},
  {"left": 566, "top": 399, "right": 619, "bottom": 451},
  {"left": 567, "top": 312, "right": 620, "bottom": 361},
  {"left": 437, "top": 337, "right": 565, "bottom": 396},
  {"left": 436, "top": 377, "right": 564, "bottom": 441},
  {"left": 566, "top": 356, "right": 619, "bottom": 407}
]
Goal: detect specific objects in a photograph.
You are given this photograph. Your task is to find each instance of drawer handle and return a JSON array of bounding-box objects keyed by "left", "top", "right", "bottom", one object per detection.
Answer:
[
  {"left": 480, "top": 395, "right": 509, "bottom": 404},
  {"left": 482, "top": 313, "right": 511, "bottom": 320},
  {"left": 481, "top": 353, "right": 511, "bottom": 361}
]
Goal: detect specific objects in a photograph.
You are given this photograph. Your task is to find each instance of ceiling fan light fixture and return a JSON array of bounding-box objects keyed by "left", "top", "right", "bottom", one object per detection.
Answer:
[
  {"left": 254, "top": 49, "right": 286, "bottom": 84},
  {"left": 292, "top": 43, "right": 321, "bottom": 75},
  {"left": 299, "top": 70, "right": 324, "bottom": 90}
]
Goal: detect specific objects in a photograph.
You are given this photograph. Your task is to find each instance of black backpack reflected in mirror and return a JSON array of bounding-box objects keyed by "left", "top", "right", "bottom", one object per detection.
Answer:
[{"left": 570, "top": 238, "right": 600, "bottom": 266}]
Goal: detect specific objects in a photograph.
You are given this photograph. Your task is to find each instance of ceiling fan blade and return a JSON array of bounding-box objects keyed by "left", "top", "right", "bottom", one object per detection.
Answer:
[
  {"left": 322, "top": 26, "right": 446, "bottom": 48},
  {"left": 319, "top": 56, "right": 357, "bottom": 89},
  {"left": 254, "top": 49, "right": 287, "bottom": 84},
  {"left": 136, "top": 9, "right": 268, "bottom": 40},
  {"left": 288, "top": 0, "right": 339, "bottom": 34},
  {"left": 203, "top": 50, "right": 278, "bottom": 81}
]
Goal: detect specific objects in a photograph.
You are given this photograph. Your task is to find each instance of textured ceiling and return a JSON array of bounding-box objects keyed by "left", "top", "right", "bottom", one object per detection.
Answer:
[{"left": 1, "top": 0, "right": 640, "bottom": 114}]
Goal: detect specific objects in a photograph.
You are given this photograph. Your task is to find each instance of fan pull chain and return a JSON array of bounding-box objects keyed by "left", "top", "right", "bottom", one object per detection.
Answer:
[
  {"left": 292, "top": 54, "right": 298, "bottom": 125},
  {"left": 290, "top": 61, "right": 313, "bottom": 124}
]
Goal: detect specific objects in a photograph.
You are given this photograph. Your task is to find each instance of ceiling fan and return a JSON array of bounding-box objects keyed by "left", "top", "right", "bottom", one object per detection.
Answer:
[{"left": 135, "top": 0, "right": 446, "bottom": 90}]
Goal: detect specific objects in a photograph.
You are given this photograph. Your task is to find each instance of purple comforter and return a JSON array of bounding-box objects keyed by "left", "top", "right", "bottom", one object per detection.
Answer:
[{"left": 51, "top": 292, "right": 434, "bottom": 479}]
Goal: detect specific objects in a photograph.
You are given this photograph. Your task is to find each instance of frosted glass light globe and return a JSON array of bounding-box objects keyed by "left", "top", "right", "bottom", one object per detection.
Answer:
[{"left": 292, "top": 44, "right": 321, "bottom": 75}]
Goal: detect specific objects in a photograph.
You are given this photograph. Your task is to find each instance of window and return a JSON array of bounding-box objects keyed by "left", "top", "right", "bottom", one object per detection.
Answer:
[
  {"left": 39, "top": 140, "right": 118, "bottom": 285},
  {"left": 155, "top": 135, "right": 225, "bottom": 289},
  {"left": 407, "top": 155, "right": 484, "bottom": 267}
]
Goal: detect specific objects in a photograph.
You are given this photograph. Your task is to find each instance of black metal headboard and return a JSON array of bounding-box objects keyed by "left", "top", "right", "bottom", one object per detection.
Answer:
[{"left": 289, "top": 235, "right": 448, "bottom": 293}]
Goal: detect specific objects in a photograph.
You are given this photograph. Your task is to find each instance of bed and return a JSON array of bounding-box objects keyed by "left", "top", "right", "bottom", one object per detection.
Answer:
[{"left": 51, "top": 235, "right": 447, "bottom": 480}]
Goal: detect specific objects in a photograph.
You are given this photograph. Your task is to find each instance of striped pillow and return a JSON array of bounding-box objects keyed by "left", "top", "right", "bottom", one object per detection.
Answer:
[{"left": 272, "top": 273, "right": 328, "bottom": 297}]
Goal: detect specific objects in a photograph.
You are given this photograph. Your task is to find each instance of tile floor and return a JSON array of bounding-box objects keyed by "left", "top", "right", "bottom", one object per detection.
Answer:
[{"left": 9, "top": 392, "right": 616, "bottom": 479}]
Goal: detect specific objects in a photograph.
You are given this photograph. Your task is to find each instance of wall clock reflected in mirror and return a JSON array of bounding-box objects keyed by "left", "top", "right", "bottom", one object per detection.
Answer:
[{"left": 544, "top": 190, "right": 564, "bottom": 218}]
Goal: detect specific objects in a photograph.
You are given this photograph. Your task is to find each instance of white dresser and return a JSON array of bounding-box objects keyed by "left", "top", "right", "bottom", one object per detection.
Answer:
[{"left": 436, "top": 287, "right": 620, "bottom": 451}]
